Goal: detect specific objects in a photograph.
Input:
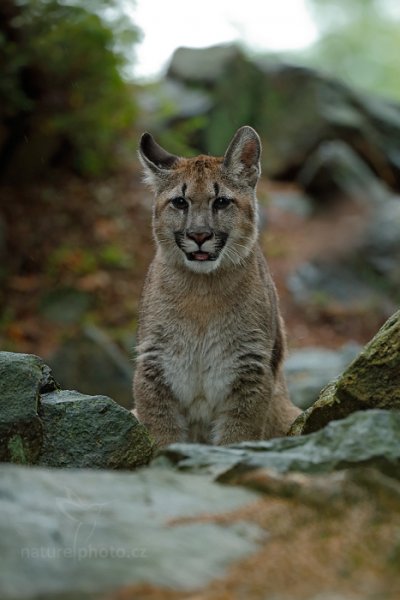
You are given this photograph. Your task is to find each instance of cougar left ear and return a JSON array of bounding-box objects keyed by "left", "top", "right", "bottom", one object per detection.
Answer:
[
  {"left": 223, "top": 126, "right": 261, "bottom": 187},
  {"left": 138, "top": 133, "right": 179, "bottom": 189}
]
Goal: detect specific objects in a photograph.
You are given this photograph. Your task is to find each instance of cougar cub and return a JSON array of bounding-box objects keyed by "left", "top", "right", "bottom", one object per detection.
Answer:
[{"left": 133, "top": 126, "right": 300, "bottom": 446}]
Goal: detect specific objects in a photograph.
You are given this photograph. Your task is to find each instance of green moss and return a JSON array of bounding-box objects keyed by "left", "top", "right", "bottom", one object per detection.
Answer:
[{"left": 7, "top": 435, "right": 28, "bottom": 464}]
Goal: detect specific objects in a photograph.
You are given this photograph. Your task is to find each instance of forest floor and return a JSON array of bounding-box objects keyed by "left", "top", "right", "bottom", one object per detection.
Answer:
[{"left": 0, "top": 166, "right": 384, "bottom": 359}]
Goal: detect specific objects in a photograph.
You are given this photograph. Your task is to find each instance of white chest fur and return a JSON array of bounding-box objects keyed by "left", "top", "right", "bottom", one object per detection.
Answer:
[{"left": 161, "top": 323, "right": 236, "bottom": 424}]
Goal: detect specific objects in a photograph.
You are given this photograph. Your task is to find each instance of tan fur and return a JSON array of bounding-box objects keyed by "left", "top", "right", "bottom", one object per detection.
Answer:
[{"left": 133, "top": 126, "right": 301, "bottom": 447}]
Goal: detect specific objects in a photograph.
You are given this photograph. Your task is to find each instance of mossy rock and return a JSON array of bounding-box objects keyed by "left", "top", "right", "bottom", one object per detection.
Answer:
[
  {"left": 0, "top": 352, "right": 58, "bottom": 464},
  {"left": 290, "top": 309, "right": 400, "bottom": 435},
  {"left": 38, "top": 390, "right": 153, "bottom": 469},
  {"left": 0, "top": 351, "right": 153, "bottom": 469}
]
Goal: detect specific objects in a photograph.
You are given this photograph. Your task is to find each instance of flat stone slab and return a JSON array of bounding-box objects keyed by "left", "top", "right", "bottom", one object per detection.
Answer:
[
  {"left": 158, "top": 410, "right": 400, "bottom": 479},
  {"left": 0, "top": 465, "right": 260, "bottom": 600}
]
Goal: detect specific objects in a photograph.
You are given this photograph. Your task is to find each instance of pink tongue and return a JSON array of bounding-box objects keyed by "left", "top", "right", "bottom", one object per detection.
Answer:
[{"left": 194, "top": 252, "right": 209, "bottom": 261}]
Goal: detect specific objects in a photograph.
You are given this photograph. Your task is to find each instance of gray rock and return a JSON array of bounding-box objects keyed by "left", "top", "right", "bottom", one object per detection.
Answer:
[
  {"left": 287, "top": 260, "right": 390, "bottom": 312},
  {"left": 168, "top": 44, "right": 243, "bottom": 84},
  {"left": 361, "top": 194, "right": 400, "bottom": 289},
  {"left": 167, "top": 45, "right": 400, "bottom": 191},
  {"left": 167, "top": 44, "right": 264, "bottom": 157},
  {"left": 0, "top": 464, "right": 260, "bottom": 599},
  {"left": 285, "top": 344, "right": 361, "bottom": 410},
  {"left": 0, "top": 351, "right": 151, "bottom": 470},
  {"left": 268, "top": 187, "right": 314, "bottom": 218},
  {"left": 260, "top": 62, "right": 400, "bottom": 187},
  {"left": 298, "top": 141, "right": 391, "bottom": 203},
  {"left": 48, "top": 325, "right": 134, "bottom": 408},
  {"left": 0, "top": 352, "right": 58, "bottom": 464},
  {"left": 38, "top": 390, "right": 153, "bottom": 469},
  {"left": 290, "top": 309, "right": 400, "bottom": 435},
  {"left": 138, "top": 79, "right": 212, "bottom": 122},
  {"left": 159, "top": 410, "right": 400, "bottom": 479}
]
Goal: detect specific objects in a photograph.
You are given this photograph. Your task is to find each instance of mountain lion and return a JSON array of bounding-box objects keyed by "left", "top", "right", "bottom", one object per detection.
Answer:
[{"left": 133, "top": 126, "right": 300, "bottom": 446}]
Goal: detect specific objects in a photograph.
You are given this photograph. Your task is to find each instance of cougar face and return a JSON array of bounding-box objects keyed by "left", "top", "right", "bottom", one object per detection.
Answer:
[{"left": 139, "top": 129, "right": 261, "bottom": 274}]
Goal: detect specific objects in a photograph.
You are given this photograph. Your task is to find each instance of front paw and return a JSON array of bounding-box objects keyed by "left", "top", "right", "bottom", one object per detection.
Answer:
[
  {"left": 213, "top": 425, "right": 262, "bottom": 446},
  {"left": 149, "top": 425, "right": 187, "bottom": 449}
]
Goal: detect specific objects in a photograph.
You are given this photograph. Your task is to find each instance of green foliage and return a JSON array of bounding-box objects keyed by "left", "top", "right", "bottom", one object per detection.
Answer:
[
  {"left": 297, "top": 0, "right": 400, "bottom": 101},
  {"left": 205, "top": 55, "right": 263, "bottom": 156},
  {"left": 47, "top": 246, "right": 98, "bottom": 278},
  {"left": 157, "top": 116, "right": 208, "bottom": 157},
  {"left": 46, "top": 241, "right": 130, "bottom": 282},
  {"left": 99, "top": 244, "right": 130, "bottom": 269},
  {"left": 0, "top": 0, "right": 140, "bottom": 177}
]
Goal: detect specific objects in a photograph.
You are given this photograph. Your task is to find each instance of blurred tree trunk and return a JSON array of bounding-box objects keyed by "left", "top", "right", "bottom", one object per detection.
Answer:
[{"left": 0, "top": 0, "right": 43, "bottom": 177}]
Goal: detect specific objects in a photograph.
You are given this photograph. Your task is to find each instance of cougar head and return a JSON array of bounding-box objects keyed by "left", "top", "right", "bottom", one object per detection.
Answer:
[{"left": 138, "top": 126, "right": 261, "bottom": 274}]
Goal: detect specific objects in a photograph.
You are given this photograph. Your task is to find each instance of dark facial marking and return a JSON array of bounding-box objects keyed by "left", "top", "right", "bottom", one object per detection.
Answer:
[
  {"left": 174, "top": 231, "right": 185, "bottom": 249},
  {"left": 215, "top": 231, "right": 228, "bottom": 252},
  {"left": 213, "top": 182, "right": 219, "bottom": 197}
]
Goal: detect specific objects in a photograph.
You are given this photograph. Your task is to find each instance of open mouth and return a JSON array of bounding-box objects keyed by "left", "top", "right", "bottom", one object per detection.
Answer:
[{"left": 186, "top": 251, "right": 217, "bottom": 262}]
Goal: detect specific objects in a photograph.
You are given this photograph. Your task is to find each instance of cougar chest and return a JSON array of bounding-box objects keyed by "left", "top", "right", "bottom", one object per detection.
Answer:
[{"left": 162, "top": 319, "right": 236, "bottom": 422}]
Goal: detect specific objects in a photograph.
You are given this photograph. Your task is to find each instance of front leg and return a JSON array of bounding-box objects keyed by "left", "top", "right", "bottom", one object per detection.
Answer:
[
  {"left": 133, "top": 361, "right": 186, "bottom": 448},
  {"left": 212, "top": 370, "right": 274, "bottom": 446}
]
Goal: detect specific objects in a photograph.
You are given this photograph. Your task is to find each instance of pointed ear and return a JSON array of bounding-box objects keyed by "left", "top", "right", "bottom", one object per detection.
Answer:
[
  {"left": 138, "top": 133, "right": 179, "bottom": 189},
  {"left": 223, "top": 126, "right": 261, "bottom": 187}
]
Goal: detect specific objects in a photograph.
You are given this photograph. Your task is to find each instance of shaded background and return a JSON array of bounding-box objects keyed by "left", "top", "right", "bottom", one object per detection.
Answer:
[{"left": 1, "top": 0, "right": 399, "bottom": 408}]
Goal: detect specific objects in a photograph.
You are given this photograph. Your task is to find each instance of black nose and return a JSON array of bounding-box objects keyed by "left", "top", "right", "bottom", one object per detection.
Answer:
[{"left": 186, "top": 230, "right": 213, "bottom": 245}]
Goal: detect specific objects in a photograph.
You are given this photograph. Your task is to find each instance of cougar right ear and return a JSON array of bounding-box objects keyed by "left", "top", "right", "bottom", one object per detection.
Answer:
[
  {"left": 223, "top": 126, "right": 261, "bottom": 188},
  {"left": 138, "top": 133, "right": 179, "bottom": 189}
]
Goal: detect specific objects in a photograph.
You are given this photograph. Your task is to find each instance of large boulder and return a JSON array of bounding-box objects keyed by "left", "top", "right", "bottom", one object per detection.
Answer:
[
  {"left": 167, "top": 44, "right": 243, "bottom": 85},
  {"left": 166, "top": 45, "right": 265, "bottom": 158},
  {"left": 297, "top": 140, "right": 391, "bottom": 203},
  {"left": 0, "top": 352, "right": 57, "bottom": 464},
  {"left": 165, "top": 45, "right": 400, "bottom": 192},
  {"left": 0, "top": 464, "right": 260, "bottom": 599},
  {"left": 255, "top": 61, "right": 400, "bottom": 187},
  {"left": 290, "top": 309, "right": 400, "bottom": 435},
  {"left": 38, "top": 390, "right": 152, "bottom": 469},
  {"left": 0, "top": 351, "right": 153, "bottom": 469}
]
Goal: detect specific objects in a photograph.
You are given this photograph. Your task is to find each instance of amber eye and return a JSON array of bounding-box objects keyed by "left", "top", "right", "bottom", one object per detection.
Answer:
[
  {"left": 213, "top": 197, "right": 232, "bottom": 210},
  {"left": 170, "top": 197, "right": 189, "bottom": 210}
]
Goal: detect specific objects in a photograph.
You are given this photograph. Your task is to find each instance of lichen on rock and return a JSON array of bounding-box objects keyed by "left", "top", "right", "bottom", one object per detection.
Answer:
[{"left": 289, "top": 309, "right": 400, "bottom": 435}]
